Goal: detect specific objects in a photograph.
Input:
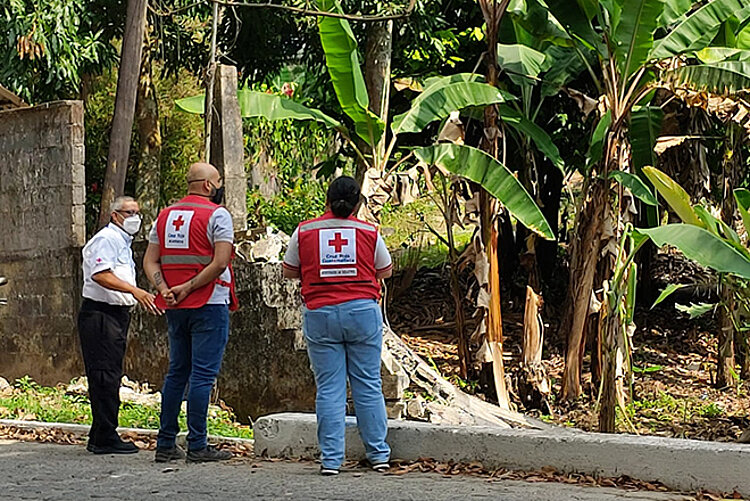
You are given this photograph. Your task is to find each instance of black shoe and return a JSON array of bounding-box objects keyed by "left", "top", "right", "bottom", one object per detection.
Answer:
[
  {"left": 186, "top": 445, "right": 232, "bottom": 463},
  {"left": 87, "top": 440, "right": 139, "bottom": 455},
  {"left": 320, "top": 467, "right": 340, "bottom": 476},
  {"left": 155, "top": 446, "right": 186, "bottom": 463}
]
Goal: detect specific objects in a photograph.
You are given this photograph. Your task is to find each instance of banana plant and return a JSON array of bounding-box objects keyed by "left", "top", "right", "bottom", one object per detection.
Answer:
[
  {"left": 603, "top": 166, "right": 750, "bottom": 427},
  {"left": 541, "top": 0, "right": 750, "bottom": 406},
  {"left": 639, "top": 166, "right": 750, "bottom": 387}
]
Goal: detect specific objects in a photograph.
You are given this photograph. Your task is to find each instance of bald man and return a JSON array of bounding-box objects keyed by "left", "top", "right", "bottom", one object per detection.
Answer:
[{"left": 144, "top": 163, "right": 238, "bottom": 463}]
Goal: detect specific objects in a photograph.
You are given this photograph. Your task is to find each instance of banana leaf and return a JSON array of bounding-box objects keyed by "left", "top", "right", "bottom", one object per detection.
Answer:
[
  {"left": 413, "top": 144, "right": 555, "bottom": 240},
  {"left": 659, "top": 0, "right": 692, "bottom": 27},
  {"left": 175, "top": 91, "right": 343, "bottom": 130},
  {"left": 498, "top": 104, "right": 564, "bottom": 172},
  {"left": 421, "top": 73, "right": 485, "bottom": 94},
  {"left": 650, "top": 0, "right": 750, "bottom": 59},
  {"left": 734, "top": 188, "right": 750, "bottom": 236},
  {"left": 586, "top": 110, "right": 611, "bottom": 171},
  {"left": 642, "top": 166, "right": 703, "bottom": 226},
  {"left": 496, "top": 43, "right": 546, "bottom": 86},
  {"left": 546, "top": 0, "right": 601, "bottom": 52},
  {"left": 316, "top": 0, "right": 384, "bottom": 147},
  {"left": 639, "top": 224, "right": 750, "bottom": 278},
  {"left": 665, "top": 61, "right": 750, "bottom": 94},
  {"left": 676, "top": 302, "right": 717, "bottom": 319},
  {"left": 609, "top": 170, "right": 659, "bottom": 206},
  {"left": 392, "top": 82, "right": 510, "bottom": 135},
  {"left": 631, "top": 105, "right": 663, "bottom": 172},
  {"left": 614, "top": 0, "right": 664, "bottom": 80},
  {"left": 651, "top": 283, "right": 687, "bottom": 308}
]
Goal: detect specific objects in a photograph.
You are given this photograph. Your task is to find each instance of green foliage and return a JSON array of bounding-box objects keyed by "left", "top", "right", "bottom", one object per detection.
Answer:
[
  {"left": 391, "top": 81, "right": 511, "bottom": 134},
  {"left": 413, "top": 144, "right": 555, "bottom": 240},
  {"left": 248, "top": 180, "right": 328, "bottom": 235},
  {"left": 0, "top": 0, "right": 119, "bottom": 103},
  {"left": 176, "top": 90, "right": 343, "bottom": 130},
  {"left": 0, "top": 378, "right": 252, "bottom": 439},
  {"left": 83, "top": 66, "right": 203, "bottom": 235},
  {"left": 315, "top": 0, "right": 384, "bottom": 147}
]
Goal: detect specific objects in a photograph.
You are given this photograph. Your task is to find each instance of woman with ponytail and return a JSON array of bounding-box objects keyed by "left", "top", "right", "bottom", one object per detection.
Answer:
[{"left": 283, "top": 176, "right": 392, "bottom": 476}]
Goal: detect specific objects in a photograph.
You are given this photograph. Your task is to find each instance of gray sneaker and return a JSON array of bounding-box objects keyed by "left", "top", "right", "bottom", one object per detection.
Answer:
[
  {"left": 155, "top": 446, "right": 186, "bottom": 463},
  {"left": 186, "top": 445, "right": 232, "bottom": 463}
]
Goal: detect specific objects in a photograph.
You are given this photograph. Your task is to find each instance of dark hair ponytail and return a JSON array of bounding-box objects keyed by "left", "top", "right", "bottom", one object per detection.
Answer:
[{"left": 327, "top": 176, "right": 361, "bottom": 218}]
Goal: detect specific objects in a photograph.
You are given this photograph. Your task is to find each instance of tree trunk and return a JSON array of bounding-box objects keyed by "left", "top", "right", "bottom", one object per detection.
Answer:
[
  {"left": 446, "top": 185, "right": 469, "bottom": 380},
  {"left": 135, "top": 36, "right": 161, "bottom": 232},
  {"left": 98, "top": 0, "right": 148, "bottom": 227},
  {"left": 717, "top": 125, "right": 740, "bottom": 387},
  {"left": 560, "top": 178, "right": 607, "bottom": 400},
  {"left": 355, "top": 20, "right": 393, "bottom": 183},
  {"left": 519, "top": 286, "right": 550, "bottom": 412},
  {"left": 598, "top": 299, "right": 619, "bottom": 433},
  {"left": 477, "top": 7, "right": 511, "bottom": 409}
]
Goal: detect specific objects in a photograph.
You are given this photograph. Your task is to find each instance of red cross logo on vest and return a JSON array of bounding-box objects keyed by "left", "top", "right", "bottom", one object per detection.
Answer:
[
  {"left": 328, "top": 233, "right": 348, "bottom": 253},
  {"left": 172, "top": 215, "right": 185, "bottom": 231}
]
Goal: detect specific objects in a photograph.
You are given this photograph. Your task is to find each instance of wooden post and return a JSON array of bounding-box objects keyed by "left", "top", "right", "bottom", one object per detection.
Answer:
[{"left": 98, "top": 0, "right": 148, "bottom": 228}]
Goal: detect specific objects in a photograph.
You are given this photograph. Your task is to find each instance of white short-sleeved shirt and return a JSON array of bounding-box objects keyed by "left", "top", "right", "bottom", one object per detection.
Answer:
[
  {"left": 82, "top": 223, "right": 137, "bottom": 306},
  {"left": 284, "top": 227, "right": 392, "bottom": 272},
  {"left": 149, "top": 206, "right": 234, "bottom": 304}
]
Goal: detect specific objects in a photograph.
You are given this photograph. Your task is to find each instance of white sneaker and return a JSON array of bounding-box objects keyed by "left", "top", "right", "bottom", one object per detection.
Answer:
[
  {"left": 371, "top": 462, "right": 390, "bottom": 473},
  {"left": 320, "top": 467, "right": 340, "bottom": 476}
]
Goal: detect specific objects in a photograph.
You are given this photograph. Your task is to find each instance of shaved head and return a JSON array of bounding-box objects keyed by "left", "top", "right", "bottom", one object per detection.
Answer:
[
  {"left": 187, "top": 162, "right": 220, "bottom": 184},
  {"left": 186, "top": 162, "right": 221, "bottom": 196}
]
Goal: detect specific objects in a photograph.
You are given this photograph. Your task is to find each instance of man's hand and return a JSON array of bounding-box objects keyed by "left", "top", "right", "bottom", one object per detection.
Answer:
[
  {"left": 132, "top": 287, "right": 163, "bottom": 315},
  {"left": 168, "top": 281, "right": 194, "bottom": 305}
]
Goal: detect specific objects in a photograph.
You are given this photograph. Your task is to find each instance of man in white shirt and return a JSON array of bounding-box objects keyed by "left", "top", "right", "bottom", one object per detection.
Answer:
[{"left": 78, "top": 196, "right": 162, "bottom": 455}]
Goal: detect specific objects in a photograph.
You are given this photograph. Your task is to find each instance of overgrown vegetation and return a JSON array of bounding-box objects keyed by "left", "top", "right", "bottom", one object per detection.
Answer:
[{"left": 0, "top": 377, "right": 252, "bottom": 440}]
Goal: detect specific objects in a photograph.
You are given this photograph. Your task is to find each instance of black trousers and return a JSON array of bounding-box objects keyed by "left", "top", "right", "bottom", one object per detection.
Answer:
[{"left": 77, "top": 298, "right": 131, "bottom": 446}]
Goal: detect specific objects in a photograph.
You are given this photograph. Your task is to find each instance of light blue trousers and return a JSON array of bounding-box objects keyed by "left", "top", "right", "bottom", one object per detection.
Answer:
[{"left": 303, "top": 298, "right": 391, "bottom": 470}]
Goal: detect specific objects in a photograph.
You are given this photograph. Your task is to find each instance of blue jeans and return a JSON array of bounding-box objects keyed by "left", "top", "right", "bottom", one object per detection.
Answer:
[
  {"left": 157, "top": 304, "right": 229, "bottom": 451},
  {"left": 303, "top": 298, "right": 390, "bottom": 470}
]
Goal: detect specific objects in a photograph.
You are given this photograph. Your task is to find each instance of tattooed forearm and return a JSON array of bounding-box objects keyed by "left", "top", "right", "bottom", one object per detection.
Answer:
[{"left": 153, "top": 271, "right": 163, "bottom": 288}]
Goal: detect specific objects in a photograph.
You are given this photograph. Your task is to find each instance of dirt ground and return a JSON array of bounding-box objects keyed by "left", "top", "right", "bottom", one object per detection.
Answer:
[{"left": 387, "top": 260, "right": 750, "bottom": 442}]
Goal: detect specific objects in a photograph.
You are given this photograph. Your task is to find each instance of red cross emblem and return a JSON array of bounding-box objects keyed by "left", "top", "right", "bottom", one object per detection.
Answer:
[
  {"left": 172, "top": 215, "right": 185, "bottom": 231},
  {"left": 328, "top": 233, "right": 348, "bottom": 253}
]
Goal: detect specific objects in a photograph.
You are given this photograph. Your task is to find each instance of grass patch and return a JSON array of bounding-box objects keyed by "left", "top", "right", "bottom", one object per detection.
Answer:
[{"left": 0, "top": 377, "right": 252, "bottom": 440}]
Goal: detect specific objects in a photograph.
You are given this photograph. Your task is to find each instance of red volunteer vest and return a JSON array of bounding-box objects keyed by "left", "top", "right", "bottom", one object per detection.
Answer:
[
  {"left": 297, "top": 212, "right": 380, "bottom": 310},
  {"left": 154, "top": 195, "right": 238, "bottom": 311}
]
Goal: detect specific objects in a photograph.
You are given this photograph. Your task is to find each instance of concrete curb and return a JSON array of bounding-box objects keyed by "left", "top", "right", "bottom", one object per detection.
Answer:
[
  {"left": 0, "top": 419, "right": 254, "bottom": 448},
  {"left": 254, "top": 412, "right": 749, "bottom": 495}
]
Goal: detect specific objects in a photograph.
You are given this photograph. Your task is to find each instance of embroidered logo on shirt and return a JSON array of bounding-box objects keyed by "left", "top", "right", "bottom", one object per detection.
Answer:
[
  {"left": 319, "top": 228, "right": 356, "bottom": 266},
  {"left": 165, "top": 210, "right": 194, "bottom": 249}
]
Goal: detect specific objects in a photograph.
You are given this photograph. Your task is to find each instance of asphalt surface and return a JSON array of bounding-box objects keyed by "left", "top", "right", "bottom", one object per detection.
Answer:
[{"left": 0, "top": 440, "right": 694, "bottom": 500}]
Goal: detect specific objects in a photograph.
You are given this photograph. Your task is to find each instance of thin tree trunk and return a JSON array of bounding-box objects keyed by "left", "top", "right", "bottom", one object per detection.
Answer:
[
  {"left": 478, "top": 1, "right": 511, "bottom": 409},
  {"left": 355, "top": 20, "right": 393, "bottom": 184},
  {"left": 560, "top": 178, "right": 607, "bottom": 400},
  {"left": 135, "top": 35, "right": 161, "bottom": 232},
  {"left": 717, "top": 125, "right": 740, "bottom": 387},
  {"left": 98, "top": 0, "right": 148, "bottom": 227},
  {"left": 446, "top": 185, "right": 469, "bottom": 380},
  {"left": 598, "top": 300, "right": 619, "bottom": 432}
]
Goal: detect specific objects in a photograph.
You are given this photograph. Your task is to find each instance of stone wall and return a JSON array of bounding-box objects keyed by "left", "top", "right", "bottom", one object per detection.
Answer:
[
  {"left": 125, "top": 255, "right": 317, "bottom": 422},
  {"left": 0, "top": 101, "right": 86, "bottom": 383},
  {"left": 0, "top": 99, "right": 405, "bottom": 423}
]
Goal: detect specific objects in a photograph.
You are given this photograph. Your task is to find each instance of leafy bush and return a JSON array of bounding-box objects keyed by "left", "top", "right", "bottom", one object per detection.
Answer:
[{"left": 247, "top": 179, "right": 327, "bottom": 235}]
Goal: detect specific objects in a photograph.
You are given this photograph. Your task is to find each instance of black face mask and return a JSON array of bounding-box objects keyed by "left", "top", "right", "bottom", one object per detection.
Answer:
[{"left": 210, "top": 185, "right": 225, "bottom": 205}]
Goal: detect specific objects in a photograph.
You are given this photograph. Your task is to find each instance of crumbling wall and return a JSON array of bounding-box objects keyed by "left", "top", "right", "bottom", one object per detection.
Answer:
[{"left": 0, "top": 101, "right": 86, "bottom": 384}]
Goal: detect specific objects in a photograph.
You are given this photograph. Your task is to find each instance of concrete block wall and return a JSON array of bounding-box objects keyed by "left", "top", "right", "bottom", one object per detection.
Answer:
[{"left": 0, "top": 101, "right": 86, "bottom": 384}]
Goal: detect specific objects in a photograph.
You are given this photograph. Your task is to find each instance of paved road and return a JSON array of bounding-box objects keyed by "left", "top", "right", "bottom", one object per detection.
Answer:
[{"left": 0, "top": 440, "right": 693, "bottom": 500}]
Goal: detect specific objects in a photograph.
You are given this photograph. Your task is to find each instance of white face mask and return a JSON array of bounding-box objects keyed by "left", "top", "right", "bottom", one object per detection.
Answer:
[{"left": 122, "top": 215, "right": 142, "bottom": 235}]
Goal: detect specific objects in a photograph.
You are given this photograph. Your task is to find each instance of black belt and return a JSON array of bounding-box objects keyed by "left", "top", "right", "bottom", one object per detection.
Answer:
[{"left": 81, "top": 297, "right": 133, "bottom": 313}]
